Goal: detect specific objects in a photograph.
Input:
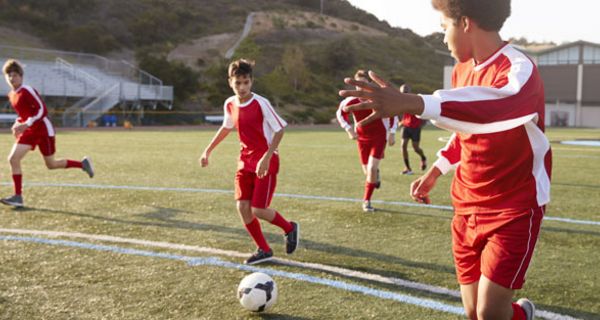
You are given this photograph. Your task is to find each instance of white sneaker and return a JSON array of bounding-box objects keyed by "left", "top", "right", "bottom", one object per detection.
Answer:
[
  {"left": 362, "top": 201, "right": 375, "bottom": 213},
  {"left": 516, "top": 298, "right": 535, "bottom": 320}
]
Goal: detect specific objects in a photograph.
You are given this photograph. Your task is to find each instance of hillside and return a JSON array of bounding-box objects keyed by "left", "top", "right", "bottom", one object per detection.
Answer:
[{"left": 0, "top": 0, "right": 447, "bottom": 124}]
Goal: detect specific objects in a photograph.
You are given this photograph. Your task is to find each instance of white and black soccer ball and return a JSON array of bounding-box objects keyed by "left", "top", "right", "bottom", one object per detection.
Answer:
[{"left": 237, "top": 272, "right": 278, "bottom": 312}]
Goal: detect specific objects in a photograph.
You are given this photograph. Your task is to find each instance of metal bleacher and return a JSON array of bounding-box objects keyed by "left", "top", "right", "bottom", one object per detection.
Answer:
[{"left": 0, "top": 45, "right": 173, "bottom": 127}]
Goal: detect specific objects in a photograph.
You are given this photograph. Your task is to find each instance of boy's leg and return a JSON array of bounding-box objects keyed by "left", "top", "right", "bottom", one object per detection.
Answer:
[
  {"left": 459, "top": 282, "right": 478, "bottom": 320},
  {"left": 235, "top": 170, "right": 271, "bottom": 256},
  {"left": 477, "top": 276, "right": 527, "bottom": 320},
  {"left": 411, "top": 139, "right": 427, "bottom": 170},
  {"left": 39, "top": 136, "right": 93, "bottom": 177},
  {"left": 2, "top": 144, "right": 30, "bottom": 206},
  {"left": 401, "top": 138, "right": 412, "bottom": 173}
]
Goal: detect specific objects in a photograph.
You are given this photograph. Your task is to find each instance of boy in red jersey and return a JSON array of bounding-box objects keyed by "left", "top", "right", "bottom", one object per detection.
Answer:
[
  {"left": 336, "top": 70, "right": 397, "bottom": 213},
  {"left": 398, "top": 84, "right": 427, "bottom": 175},
  {"left": 200, "top": 59, "right": 298, "bottom": 265},
  {"left": 2, "top": 59, "right": 94, "bottom": 208},
  {"left": 339, "top": 1, "right": 549, "bottom": 319}
]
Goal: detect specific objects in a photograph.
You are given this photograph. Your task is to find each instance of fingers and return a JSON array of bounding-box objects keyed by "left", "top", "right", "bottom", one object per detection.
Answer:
[
  {"left": 344, "top": 77, "right": 378, "bottom": 90},
  {"left": 368, "top": 70, "right": 391, "bottom": 88},
  {"left": 339, "top": 89, "right": 371, "bottom": 100},
  {"left": 410, "top": 179, "right": 430, "bottom": 204}
]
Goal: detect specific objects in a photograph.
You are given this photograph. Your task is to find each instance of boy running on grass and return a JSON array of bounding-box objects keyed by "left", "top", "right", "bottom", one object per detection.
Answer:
[
  {"left": 200, "top": 59, "right": 299, "bottom": 265},
  {"left": 336, "top": 70, "right": 397, "bottom": 213},
  {"left": 2, "top": 59, "right": 94, "bottom": 208},
  {"left": 397, "top": 84, "right": 428, "bottom": 175},
  {"left": 339, "top": 1, "right": 550, "bottom": 319}
]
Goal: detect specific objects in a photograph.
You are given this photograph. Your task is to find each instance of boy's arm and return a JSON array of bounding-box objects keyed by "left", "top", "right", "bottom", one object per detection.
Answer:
[
  {"left": 256, "top": 97, "right": 287, "bottom": 178},
  {"left": 14, "top": 87, "right": 45, "bottom": 135},
  {"left": 341, "top": 55, "right": 541, "bottom": 134},
  {"left": 256, "top": 128, "right": 284, "bottom": 178},
  {"left": 336, "top": 100, "right": 357, "bottom": 140},
  {"left": 388, "top": 116, "right": 398, "bottom": 146},
  {"left": 199, "top": 126, "right": 232, "bottom": 167},
  {"left": 411, "top": 133, "right": 460, "bottom": 204}
]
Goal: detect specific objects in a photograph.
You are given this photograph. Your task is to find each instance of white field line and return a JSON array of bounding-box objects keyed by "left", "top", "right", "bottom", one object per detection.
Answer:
[
  {"left": 0, "top": 228, "right": 579, "bottom": 320},
  {"left": 7, "top": 181, "right": 600, "bottom": 227}
]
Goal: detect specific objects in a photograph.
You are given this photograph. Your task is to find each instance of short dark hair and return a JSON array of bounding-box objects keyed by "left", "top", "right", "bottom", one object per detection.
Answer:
[
  {"left": 3, "top": 59, "right": 24, "bottom": 76},
  {"left": 228, "top": 59, "right": 254, "bottom": 78},
  {"left": 400, "top": 84, "right": 412, "bottom": 93},
  {"left": 431, "top": 0, "right": 511, "bottom": 31}
]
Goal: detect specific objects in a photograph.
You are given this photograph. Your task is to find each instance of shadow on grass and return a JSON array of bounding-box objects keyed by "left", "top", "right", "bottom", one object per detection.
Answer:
[
  {"left": 25, "top": 206, "right": 455, "bottom": 275},
  {"left": 252, "top": 314, "right": 311, "bottom": 320}
]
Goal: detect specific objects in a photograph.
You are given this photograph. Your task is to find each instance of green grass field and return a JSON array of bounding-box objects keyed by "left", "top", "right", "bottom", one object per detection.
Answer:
[{"left": 0, "top": 126, "right": 598, "bottom": 319}]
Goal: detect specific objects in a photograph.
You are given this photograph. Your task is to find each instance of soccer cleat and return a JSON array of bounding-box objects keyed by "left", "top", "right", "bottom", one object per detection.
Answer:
[
  {"left": 244, "top": 248, "right": 274, "bottom": 265},
  {"left": 285, "top": 222, "right": 299, "bottom": 254},
  {"left": 421, "top": 158, "right": 428, "bottom": 171},
  {"left": 362, "top": 200, "right": 375, "bottom": 213},
  {"left": 516, "top": 298, "right": 535, "bottom": 320},
  {"left": 402, "top": 169, "right": 413, "bottom": 175},
  {"left": 0, "top": 194, "right": 23, "bottom": 207},
  {"left": 81, "top": 156, "right": 94, "bottom": 178}
]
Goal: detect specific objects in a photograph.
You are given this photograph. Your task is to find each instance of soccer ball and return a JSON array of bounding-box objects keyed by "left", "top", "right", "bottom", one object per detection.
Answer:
[{"left": 237, "top": 272, "right": 278, "bottom": 312}]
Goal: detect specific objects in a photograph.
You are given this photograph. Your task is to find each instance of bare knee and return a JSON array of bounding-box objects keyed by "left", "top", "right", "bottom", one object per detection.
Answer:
[
  {"left": 8, "top": 155, "right": 19, "bottom": 167},
  {"left": 236, "top": 201, "right": 253, "bottom": 222},
  {"left": 464, "top": 306, "right": 477, "bottom": 320}
]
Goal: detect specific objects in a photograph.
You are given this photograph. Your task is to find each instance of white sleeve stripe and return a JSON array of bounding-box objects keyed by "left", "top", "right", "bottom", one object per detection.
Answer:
[
  {"left": 336, "top": 98, "right": 353, "bottom": 130},
  {"left": 431, "top": 113, "right": 537, "bottom": 134},
  {"left": 257, "top": 96, "right": 287, "bottom": 130},
  {"left": 433, "top": 156, "right": 455, "bottom": 175},
  {"left": 422, "top": 46, "right": 534, "bottom": 120},
  {"left": 22, "top": 86, "right": 45, "bottom": 125}
]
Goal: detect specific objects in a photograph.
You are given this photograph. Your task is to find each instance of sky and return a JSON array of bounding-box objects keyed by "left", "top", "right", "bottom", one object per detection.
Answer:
[{"left": 346, "top": 0, "right": 600, "bottom": 44}]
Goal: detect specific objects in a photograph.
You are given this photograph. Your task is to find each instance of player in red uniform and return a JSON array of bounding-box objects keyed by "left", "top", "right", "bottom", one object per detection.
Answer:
[
  {"left": 200, "top": 59, "right": 299, "bottom": 265},
  {"left": 339, "top": 1, "right": 549, "bottom": 319},
  {"left": 2, "top": 59, "right": 94, "bottom": 208},
  {"left": 398, "top": 84, "right": 427, "bottom": 175},
  {"left": 336, "top": 70, "right": 397, "bottom": 213}
]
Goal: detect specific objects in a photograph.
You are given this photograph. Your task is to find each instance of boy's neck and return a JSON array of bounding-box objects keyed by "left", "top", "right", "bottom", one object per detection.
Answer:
[
  {"left": 238, "top": 93, "right": 253, "bottom": 104},
  {"left": 472, "top": 32, "right": 505, "bottom": 65}
]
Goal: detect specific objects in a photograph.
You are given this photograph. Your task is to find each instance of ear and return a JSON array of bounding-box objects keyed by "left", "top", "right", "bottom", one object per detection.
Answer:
[{"left": 462, "top": 16, "right": 474, "bottom": 33}]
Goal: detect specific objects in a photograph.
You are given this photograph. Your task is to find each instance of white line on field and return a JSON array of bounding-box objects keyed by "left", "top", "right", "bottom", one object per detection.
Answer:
[
  {"left": 0, "top": 229, "right": 580, "bottom": 320},
  {"left": 7, "top": 182, "right": 600, "bottom": 227}
]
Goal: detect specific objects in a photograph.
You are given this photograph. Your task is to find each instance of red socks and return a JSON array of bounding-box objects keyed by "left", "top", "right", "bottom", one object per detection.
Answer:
[
  {"left": 12, "top": 174, "right": 22, "bottom": 195},
  {"left": 244, "top": 218, "right": 271, "bottom": 252},
  {"left": 66, "top": 160, "right": 83, "bottom": 169},
  {"left": 511, "top": 303, "right": 526, "bottom": 320},
  {"left": 269, "top": 212, "right": 293, "bottom": 234},
  {"left": 364, "top": 182, "right": 377, "bottom": 201}
]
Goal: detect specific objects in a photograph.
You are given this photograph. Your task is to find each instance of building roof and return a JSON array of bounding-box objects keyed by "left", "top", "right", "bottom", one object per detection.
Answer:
[{"left": 526, "top": 40, "right": 600, "bottom": 55}]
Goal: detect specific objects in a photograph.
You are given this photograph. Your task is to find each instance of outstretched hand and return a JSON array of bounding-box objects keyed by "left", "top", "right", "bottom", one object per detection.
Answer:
[{"left": 339, "top": 71, "right": 425, "bottom": 126}]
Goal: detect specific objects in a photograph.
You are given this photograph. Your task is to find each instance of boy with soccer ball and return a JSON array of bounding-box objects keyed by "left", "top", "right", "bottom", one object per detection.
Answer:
[
  {"left": 200, "top": 59, "right": 299, "bottom": 265},
  {"left": 340, "top": 1, "right": 550, "bottom": 319}
]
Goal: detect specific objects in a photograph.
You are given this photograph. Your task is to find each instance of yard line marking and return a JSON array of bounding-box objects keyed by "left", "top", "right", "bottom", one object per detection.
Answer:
[
  {"left": 0, "top": 229, "right": 581, "bottom": 320},
  {"left": 8, "top": 182, "right": 600, "bottom": 227},
  {"left": 0, "top": 235, "right": 465, "bottom": 316}
]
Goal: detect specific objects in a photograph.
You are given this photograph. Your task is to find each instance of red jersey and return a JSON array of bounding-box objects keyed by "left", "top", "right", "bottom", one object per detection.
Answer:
[
  {"left": 8, "top": 85, "right": 55, "bottom": 137},
  {"left": 222, "top": 93, "right": 287, "bottom": 173},
  {"left": 419, "top": 44, "right": 551, "bottom": 214},
  {"left": 401, "top": 113, "right": 423, "bottom": 128},
  {"left": 336, "top": 97, "right": 396, "bottom": 139}
]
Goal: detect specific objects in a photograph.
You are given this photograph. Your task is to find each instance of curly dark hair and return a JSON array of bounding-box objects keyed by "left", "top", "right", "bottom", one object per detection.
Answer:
[{"left": 431, "top": 0, "right": 511, "bottom": 31}]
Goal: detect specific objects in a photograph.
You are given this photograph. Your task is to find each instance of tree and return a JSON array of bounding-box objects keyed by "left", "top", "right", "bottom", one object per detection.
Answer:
[{"left": 281, "top": 45, "right": 309, "bottom": 91}]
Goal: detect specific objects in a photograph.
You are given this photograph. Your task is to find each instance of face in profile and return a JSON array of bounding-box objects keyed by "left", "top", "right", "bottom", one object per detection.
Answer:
[
  {"left": 5, "top": 71, "right": 22, "bottom": 90},
  {"left": 229, "top": 74, "right": 253, "bottom": 101},
  {"left": 440, "top": 13, "right": 471, "bottom": 63}
]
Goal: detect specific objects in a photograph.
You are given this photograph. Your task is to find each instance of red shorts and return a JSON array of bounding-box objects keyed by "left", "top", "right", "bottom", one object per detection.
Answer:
[
  {"left": 451, "top": 207, "right": 544, "bottom": 289},
  {"left": 17, "top": 130, "right": 56, "bottom": 156},
  {"left": 357, "top": 137, "right": 386, "bottom": 165},
  {"left": 234, "top": 170, "right": 277, "bottom": 209}
]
